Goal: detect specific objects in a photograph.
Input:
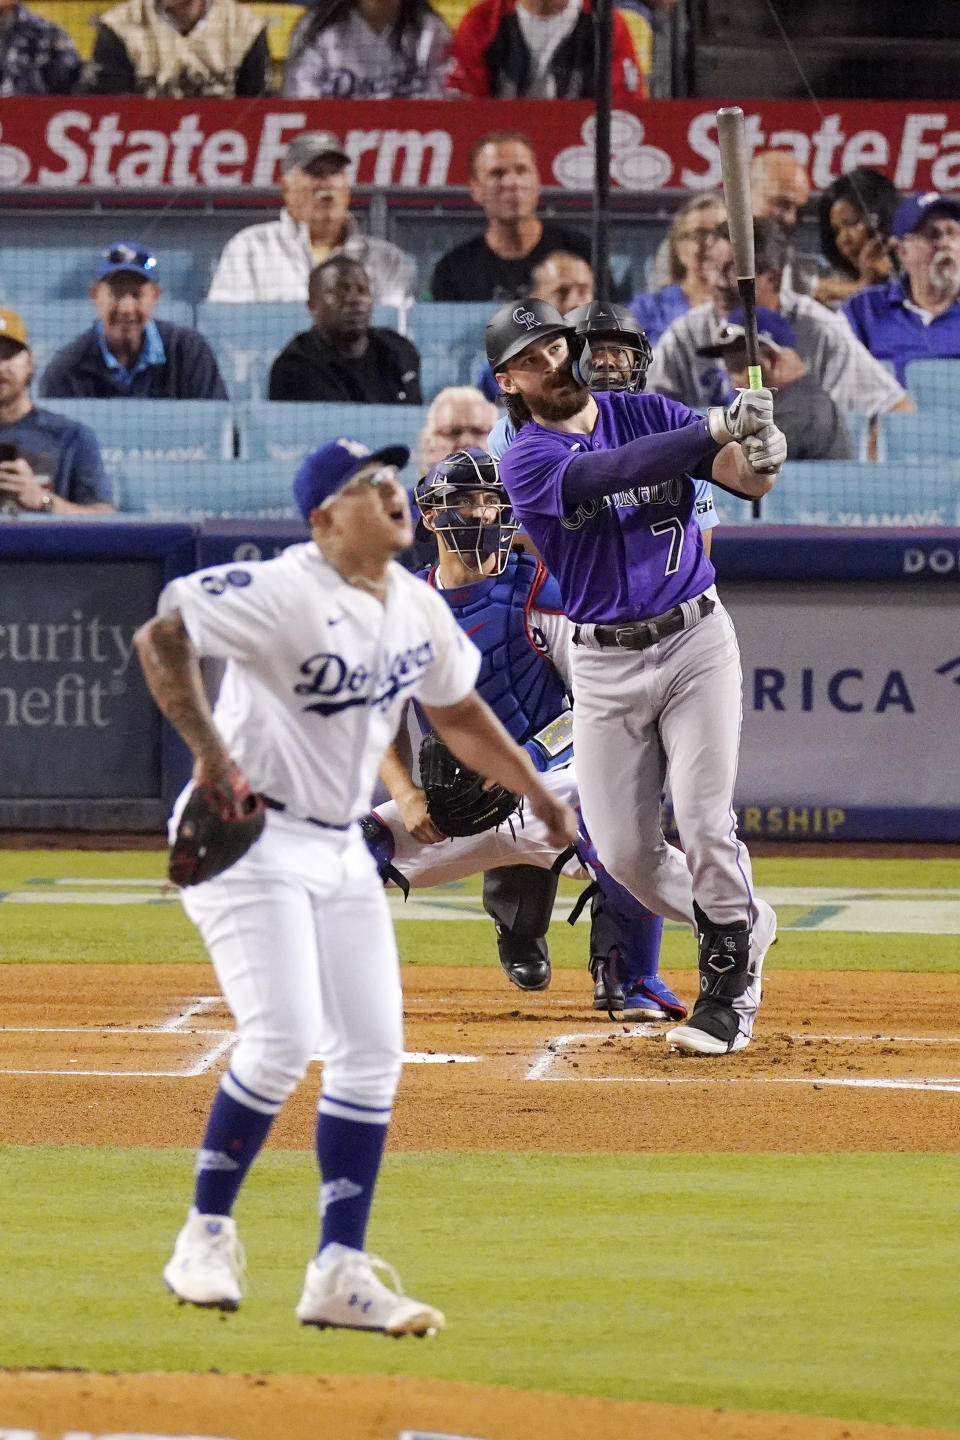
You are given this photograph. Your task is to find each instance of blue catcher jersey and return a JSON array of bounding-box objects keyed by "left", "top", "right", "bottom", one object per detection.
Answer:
[{"left": 421, "top": 551, "right": 568, "bottom": 744}]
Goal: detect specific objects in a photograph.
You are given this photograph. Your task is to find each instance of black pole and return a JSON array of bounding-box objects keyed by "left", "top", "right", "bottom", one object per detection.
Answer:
[{"left": 593, "top": 0, "right": 612, "bottom": 301}]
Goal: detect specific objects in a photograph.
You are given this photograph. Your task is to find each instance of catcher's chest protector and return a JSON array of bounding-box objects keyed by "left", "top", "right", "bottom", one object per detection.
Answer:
[{"left": 438, "top": 554, "right": 568, "bottom": 744}]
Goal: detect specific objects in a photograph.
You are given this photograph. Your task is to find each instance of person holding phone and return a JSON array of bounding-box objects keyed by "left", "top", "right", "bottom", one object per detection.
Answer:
[{"left": 0, "top": 309, "right": 113, "bottom": 515}]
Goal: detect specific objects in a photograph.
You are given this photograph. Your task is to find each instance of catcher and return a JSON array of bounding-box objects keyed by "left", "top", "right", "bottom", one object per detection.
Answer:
[{"left": 363, "top": 446, "right": 687, "bottom": 1022}]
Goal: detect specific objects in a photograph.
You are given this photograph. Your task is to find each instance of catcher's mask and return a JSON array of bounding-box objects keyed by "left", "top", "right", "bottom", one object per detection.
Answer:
[
  {"left": 414, "top": 448, "right": 519, "bottom": 575},
  {"left": 563, "top": 301, "right": 652, "bottom": 393}
]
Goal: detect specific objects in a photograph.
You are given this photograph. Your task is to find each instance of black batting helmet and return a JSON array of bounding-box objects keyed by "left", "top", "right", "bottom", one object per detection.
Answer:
[
  {"left": 414, "top": 448, "right": 518, "bottom": 574},
  {"left": 563, "top": 301, "right": 652, "bottom": 393},
  {"left": 485, "top": 299, "right": 574, "bottom": 372}
]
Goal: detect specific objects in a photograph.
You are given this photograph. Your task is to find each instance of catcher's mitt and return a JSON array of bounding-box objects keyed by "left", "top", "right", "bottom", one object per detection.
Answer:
[
  {"left": 419, "top": 732, "right": 519, "bottom": 838},
  {"left": 169, "top": 765, "right": 266, "bottom": 887}
]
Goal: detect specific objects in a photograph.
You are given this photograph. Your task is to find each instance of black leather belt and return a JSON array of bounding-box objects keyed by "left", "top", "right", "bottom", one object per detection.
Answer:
[
  {"left": 573, "top": 594, "right": 715, "bottom": 651},
  {"left": 261, "top": 795, "right": 350, "bottom": 831}
]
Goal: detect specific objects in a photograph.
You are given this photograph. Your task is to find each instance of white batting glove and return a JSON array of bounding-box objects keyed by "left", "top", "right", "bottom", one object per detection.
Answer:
[
  {"left": 741, "top": 423, "right": 787, "bottom": 476},
  {"left": 707, "top": 387, "right": 775, "bottom": 445}
]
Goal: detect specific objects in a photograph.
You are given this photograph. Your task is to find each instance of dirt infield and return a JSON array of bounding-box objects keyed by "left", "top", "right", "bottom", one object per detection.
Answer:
[
  {"left": 3, "top": 961, "right": 959, "bottom": 1440},
  {"left": 1, "top": 963, "right": 958, "bottom": 1152},
  {"left": 2, "top": 1371, "right": 960, "bottom": 1440}
]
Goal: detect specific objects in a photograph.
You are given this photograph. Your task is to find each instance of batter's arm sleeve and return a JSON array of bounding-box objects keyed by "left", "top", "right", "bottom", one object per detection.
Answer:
[{"left": 563, "top": 421, "right": 719, "bottom": 507}]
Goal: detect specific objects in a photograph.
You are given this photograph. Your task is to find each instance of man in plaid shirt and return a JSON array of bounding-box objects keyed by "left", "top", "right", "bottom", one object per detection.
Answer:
[{"left": 0, "top": 0, "right": 81, "bottom": 93}]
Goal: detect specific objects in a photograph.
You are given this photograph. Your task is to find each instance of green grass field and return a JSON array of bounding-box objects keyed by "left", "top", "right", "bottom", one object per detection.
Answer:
[{"left": 1, "top": 850, "right": 959, "bottom": 1430}]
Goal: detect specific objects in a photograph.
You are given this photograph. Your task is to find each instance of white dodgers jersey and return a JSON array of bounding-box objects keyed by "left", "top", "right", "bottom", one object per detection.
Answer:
[{"left": 159, "top": 542, "right": 481, "bottom": 825}]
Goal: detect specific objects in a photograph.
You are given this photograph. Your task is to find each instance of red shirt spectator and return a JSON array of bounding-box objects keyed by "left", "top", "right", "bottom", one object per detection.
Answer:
[{"left": 448, "top": 0, "right": 644, "bottom": 102}]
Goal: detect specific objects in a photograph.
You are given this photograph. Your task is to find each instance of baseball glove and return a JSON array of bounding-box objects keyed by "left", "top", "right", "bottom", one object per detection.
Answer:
[
  {"left": 419, "top": 732, "right": 519, "bottom": 838},
  {"left": 169, "top": 765, "right": 266, "bottom": 887}
]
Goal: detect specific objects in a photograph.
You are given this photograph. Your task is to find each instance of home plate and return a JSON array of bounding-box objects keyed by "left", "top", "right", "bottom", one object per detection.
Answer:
[{"left": 402, "top": 1051, "right": 480, "bottom": 1064}]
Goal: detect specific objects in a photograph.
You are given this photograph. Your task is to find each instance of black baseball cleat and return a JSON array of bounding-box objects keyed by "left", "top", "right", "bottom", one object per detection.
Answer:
[
  {"left": 589, "top": 950, "right": 625, "bottom": 1016},
  {"left": 495, "top": 925, "right": 551, "bottom": 990}
]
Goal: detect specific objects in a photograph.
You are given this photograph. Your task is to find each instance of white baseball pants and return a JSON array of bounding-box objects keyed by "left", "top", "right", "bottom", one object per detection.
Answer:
[
  {"left": 571, "top": 598, "right": 760, "bottom": 931},
  {"left": 181, "top": 809, "right": 404, "bottom": 1113}
]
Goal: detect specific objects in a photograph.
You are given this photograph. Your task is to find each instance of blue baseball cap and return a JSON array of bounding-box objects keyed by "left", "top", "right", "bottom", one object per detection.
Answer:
[
  {"left": 892, "top": 191, "right": 960, "bottom": 240},
  {"left": 696, "top": 305, "right": 796, "bottom": 357},
  {"left": 293, "top": 438, "right": 410, "bottom": 521},
  {"left": 96, "top": 241, "right": 160, "bottom": 282}
]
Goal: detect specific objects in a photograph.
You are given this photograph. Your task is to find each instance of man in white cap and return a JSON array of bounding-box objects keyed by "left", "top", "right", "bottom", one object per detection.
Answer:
[{"left": 207, "top": 131, "right": 416, "bottom": 310}]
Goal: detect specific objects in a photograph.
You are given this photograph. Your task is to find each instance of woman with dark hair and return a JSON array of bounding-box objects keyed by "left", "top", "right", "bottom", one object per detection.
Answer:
[
  {"left": 282, "top": 0, "right": 451, "bottom": 97},
  {"left": 814, "top": 167, "right": 900, "bottom": 308}
]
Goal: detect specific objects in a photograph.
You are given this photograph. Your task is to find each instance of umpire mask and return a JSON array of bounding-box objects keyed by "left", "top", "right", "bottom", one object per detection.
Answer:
[
  {"left": 564, "top": 301, "right": 652, "bottom": 393},
  {"left": 414, "top": 449, "right": 519, "bottom": 576}
]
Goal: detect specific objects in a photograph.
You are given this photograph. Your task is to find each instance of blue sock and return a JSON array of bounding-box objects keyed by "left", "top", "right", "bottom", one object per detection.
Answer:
[
  {"left": 627, "top": 912, "right": 666, "bottom": 983},
  {"left": 193, "top": 1069, "right": 281, "bottom": 1216},
  {"left": 316, "top": 1095, "right": 391, "bottom": 1254}
]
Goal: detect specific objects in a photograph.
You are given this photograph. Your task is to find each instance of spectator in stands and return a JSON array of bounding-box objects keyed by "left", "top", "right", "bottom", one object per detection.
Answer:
[
  {"left": 283, "top": 0, "right": 451, "bottom": 97},
  {"left": 416, "top": 385, "right": 499, "bottom": 471},
  {"left": 447, "top": 0, "right": 643, "bottom": 100},
  {"left": 814, "top": 168, "right": 900, "bottom": 309},
  {"left": 207, "top": 131, "right": 416, "bottom": 309},
  {"left": 749, "top": 150, "right": 825, "bottom": 296},
  {"left": 630, "top": 190, "right": 726, "bottom": 345},
  {"left": 648, "top": 218, "right": 911, "bottom": 417},
  {"left": 697, "top": 306, "right": 853, "bottom": 460},
  {"left": 843, "top": 192, "right": 960, "bottom": 386},
  {"left": 0, "top": 309, "right": 113, "bottom": 514},
  {"left": 431, "top": 133, "right": 592, "bottom": 302},
  {"left": 40, "top": 242, "right": 228, "bottom": 401},
  {"left": 622, "top": 0, "right": 675, "bottom": 96},
  {"left": 269, "top": 256, "right": 422, "bottom": 403},
  {"left": 0, "top": 0, "right": 82, "bottom": 94},
  {"left": 83, "top": 0, "right": 267, "bottom": 95},
  {"left": 527, "top": 250, "right": 593, "bottom": 315}
]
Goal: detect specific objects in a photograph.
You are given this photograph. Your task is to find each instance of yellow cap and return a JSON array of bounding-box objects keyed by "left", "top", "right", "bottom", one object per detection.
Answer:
[{"left": 0, "top": 308, "right": 29, "bottom": 348}]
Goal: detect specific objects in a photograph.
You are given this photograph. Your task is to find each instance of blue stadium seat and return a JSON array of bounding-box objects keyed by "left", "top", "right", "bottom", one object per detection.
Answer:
[
  {"left": 903, "top": 358, "right": 960, "bottom": 411},
  {"left": 1, "top": 246, "right": 206, "bottom": 305},
  {"left": 196, "top": 301, "right": 399, "bottom": 401},
  {"left": 738, "top": 460, "right": 960, "bottom": 527},
  {"left": 405, "top": 303, "right": 490, "bottom": 399},
  {"left": 876, "top": 409, "right": 960, "bottom": 463},
  {"left": 844, "top": 410, "right": 870, "bottom": 461},
  {"left": 23, "top": 298, "right": 195, "bottom": 378},
  {"left": 39, "top": 398, "right": 235, "bottom": 484},
  {"left": 112, "top": 456, "right": 298, "bottom": 517},
  {"left": 240, "top": 402, "right": 426, "bottom": 481}
]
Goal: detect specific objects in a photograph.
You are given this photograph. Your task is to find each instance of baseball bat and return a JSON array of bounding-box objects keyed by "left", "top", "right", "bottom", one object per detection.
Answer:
[{"left": 716, "top": 106, "right": 762, "bottom": 393}]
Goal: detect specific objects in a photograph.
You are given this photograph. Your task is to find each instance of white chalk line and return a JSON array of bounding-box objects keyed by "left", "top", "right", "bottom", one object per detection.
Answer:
[
  {"left": 523, "top": 1026, "right": 960, "bottom": 1093},
  {"left": 0, "top": 995, "right": 479, "bottom": 1077}
]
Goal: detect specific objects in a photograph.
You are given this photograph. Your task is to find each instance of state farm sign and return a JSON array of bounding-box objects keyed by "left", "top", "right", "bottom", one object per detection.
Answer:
[{"left": 0, "top": 98, "right": 957, "bottom": 194}]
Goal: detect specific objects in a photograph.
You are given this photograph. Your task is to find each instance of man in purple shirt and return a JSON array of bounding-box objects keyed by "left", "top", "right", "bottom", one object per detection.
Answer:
[{"left": 487, "top": 299, "right": 782, "bottom": 1055}]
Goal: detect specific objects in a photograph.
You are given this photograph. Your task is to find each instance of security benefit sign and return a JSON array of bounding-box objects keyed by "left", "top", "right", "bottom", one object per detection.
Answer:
[
  {"left": 724, "top": 583, "right": 960, "bottom": 829},
  {"left": 0, "top": 561, "right": 161, "bottom": 797}
]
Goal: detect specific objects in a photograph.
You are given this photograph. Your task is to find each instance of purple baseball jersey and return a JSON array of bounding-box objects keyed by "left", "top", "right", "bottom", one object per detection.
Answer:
[{"left": 499, "top": 391, "right": 717, "bottom": 624}]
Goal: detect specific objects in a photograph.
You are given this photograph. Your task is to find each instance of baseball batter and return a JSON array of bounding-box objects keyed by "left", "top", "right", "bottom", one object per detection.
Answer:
[
  {"left": 134, "top": 437, "right": 576, "bottom": 1333},
  {"left": 487, "top": 299, "right": 782, "bottom": 1056},
  {"left": 364, "top": 446, "right": 686, "bottom": 1021},
  {"left": 487, "top": 300, "right": 719, "bottom": 559}
]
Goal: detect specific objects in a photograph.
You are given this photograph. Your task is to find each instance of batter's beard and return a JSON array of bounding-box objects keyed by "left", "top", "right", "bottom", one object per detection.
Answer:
[{"left": 533, "top": 378, "right": 591, "bottom": 422}]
